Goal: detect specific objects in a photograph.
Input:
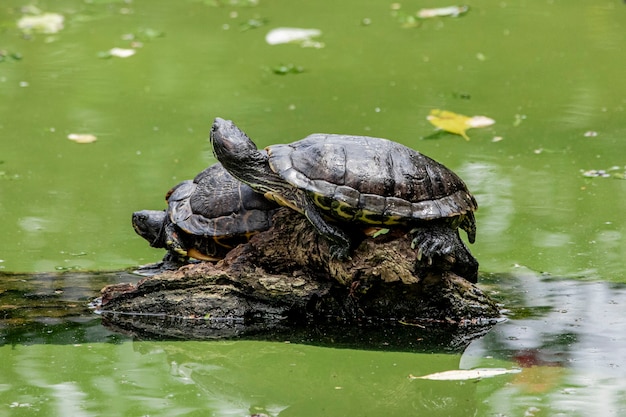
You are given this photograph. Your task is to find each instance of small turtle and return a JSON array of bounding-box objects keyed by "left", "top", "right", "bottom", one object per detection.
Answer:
[
  {"left": 132, "top": 162, "right": 279, "bottom": 273},
  {"left": 210, "top": 118, "right": 479, "bottom": 282}
]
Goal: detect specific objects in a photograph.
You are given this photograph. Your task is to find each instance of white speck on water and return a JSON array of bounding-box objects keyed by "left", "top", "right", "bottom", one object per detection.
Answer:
[
  {"left": 109, "top": 47, "right": 136, "bottom": 58},
  {"left": 265, "top": 27, "right": 322, "bottom": 46}
]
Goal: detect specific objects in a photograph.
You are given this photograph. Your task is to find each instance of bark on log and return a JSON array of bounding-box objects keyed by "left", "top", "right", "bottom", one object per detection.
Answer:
[{"left": 100, "top": 209, "right": 500, "bottom": 346}]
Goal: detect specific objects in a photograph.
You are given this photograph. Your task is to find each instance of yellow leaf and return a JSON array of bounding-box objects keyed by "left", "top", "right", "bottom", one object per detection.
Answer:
[{"left": 427, "top": 109, "right": 471, "bottom": 140}]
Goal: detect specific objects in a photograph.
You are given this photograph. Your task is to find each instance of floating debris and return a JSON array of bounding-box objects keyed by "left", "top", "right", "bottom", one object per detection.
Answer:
[
  {"left": 109, "top": 48, "right": 136, "bottom": 58},
  {"left": 17, "top": 12, "right": 64, "bottom": 34},
  {"left": 265, "top": 27, "right": 323, "bottom": 47},
  {"left": 426, "top": 109, "right": 495, "bottom": 141},
  {"left": 0, "top": 51, "right": 23, "bottom": 63},
  {"left": 123, "top": 28, "right": 165, "bottom": 42},
  {"left": 99, "top": 48, "right": 136, "bottom": 59},
  {"left": 272, "top": 63, "right": 304, "bottom": 75},
  {"left": 582, "top": 170, "right": 611, "bottom": 178},
  {"left": 240, "top": 18, "right": 267, "bottom": 31},
  {"left": 409, "top": 368, "right": 520, "bottom": 381},
  {"left": 417, "top": 5, "right": 469, "bottom": 19},
  {"left": 67, "top": 133, "right": 97, "bottom": 144},
  {"left": 581, "top": 166, "right": 625, "bottom": 179},
  {"left": 513, "top": 114, "right": 527, "bottom": 127}
]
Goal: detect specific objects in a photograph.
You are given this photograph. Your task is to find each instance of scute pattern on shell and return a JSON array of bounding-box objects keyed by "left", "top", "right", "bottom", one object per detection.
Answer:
[
  {"left": 167, "top": 163, "right": 277, "bottom": 238},
  {"left": 267, "top": 134, "right": 477, "bottom": 223}
]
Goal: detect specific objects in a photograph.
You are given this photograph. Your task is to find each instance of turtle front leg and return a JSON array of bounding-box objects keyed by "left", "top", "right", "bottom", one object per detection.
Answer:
[
  {"left": 410, "top": 222, "right": 479, "bottom": 283},
  {"left": 301, "top": 195, "right": 352, "bottom": 260},
  {"left": 163, "top": 222, "right": 189, "bottom": 260}
]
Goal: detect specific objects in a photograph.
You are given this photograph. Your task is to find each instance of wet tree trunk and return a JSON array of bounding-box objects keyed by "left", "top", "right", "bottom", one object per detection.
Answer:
[{"left": 100, "top": 209, "right": 500, "bottom": 342}]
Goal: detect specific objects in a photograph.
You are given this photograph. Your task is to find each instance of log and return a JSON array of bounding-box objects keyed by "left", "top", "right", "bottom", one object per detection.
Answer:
[{"left": 100, "top": 209, "right": 500, "bottom": 347}]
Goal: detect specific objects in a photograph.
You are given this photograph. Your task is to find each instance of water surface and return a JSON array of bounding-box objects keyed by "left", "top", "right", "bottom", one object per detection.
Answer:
[{"left": 1, "top": 0, "right": 626, "bottom": 415}]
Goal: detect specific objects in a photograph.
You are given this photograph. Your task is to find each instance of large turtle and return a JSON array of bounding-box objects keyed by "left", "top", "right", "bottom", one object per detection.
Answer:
[
  {"left": 132, "top": 162, "right": 279, "bottom": 273},
  {"left": 210, "top": 117, "right": 479, "bottom": 282}
]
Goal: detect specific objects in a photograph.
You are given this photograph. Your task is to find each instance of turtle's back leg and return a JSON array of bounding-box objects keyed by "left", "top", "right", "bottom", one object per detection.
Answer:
[{"left": 410, "top": 222, "right": 479, "bottom": 283}]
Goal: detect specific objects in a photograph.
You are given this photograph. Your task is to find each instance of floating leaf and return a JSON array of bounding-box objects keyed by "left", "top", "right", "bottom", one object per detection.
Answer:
[
  {"left": 426, "top": 109, "right": 495, "bottom": 141},
  {"left": 581, "top": 166, "right": 626, "bottom": 179},
  {"left": 409, "top": 368, "right": 521, "bottom": 381},
  {"left": 417, "top": 5, "right": 469, "bottom": 19},
  {"left": 240, "top": 18, "right": 267, "bottom": 32},
  {"left": 265, "top": 27, "right": 322, "bottom": 47},
  {"left": 513, "top": 114, "right": 526, "bottom": 126},
  {"left": 427, "top": 109, "right": 471, "bottom": 140},
  {"left": 98, "top": 48, "right": 136, "bottom": 59},
  {"left": 67, "top": 133, "right": 97, "bottom": 144},
  {"left": 109, "top": 48, "right": 136, "bottom": 58},
  {"left": 272, "top": 63, "right": 304, "bottom": 75},
  {"left": 18, "top": 12, "right": 64, "bottom": 34},
  {"left": 0, "top": 51, "right": 23, "bottom": 63},
  {"left": 394, "top": 11, "right": 420, "bottom": 28},
  {"left": 122, "top": 28, "right": 165, "bottom": 42},
  {"left": 137, "top": 27, "right": 164, "bottom": 40}
]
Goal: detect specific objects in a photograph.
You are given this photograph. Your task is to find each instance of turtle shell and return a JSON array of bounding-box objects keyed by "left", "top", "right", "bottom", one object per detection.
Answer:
[
  {"left": 167, "top": 163, "right": 277, "bottom": 240},
  {"left": 163, "top": 163, "right": 278, "bottom": 259},
  {"left": 267, "top": 134, "right": 477, "bottom": 239}
]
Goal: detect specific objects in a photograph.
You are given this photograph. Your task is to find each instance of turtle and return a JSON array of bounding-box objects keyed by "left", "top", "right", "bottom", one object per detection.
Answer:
[
  {"left": 132, "top": 162, "right": 279, "bottom": 274},
  {"left": 210, "top": 117, "right": 480, "bottom": 282}
]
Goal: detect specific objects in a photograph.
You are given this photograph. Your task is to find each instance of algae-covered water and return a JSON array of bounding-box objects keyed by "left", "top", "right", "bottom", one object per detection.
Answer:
[{"left": 1, "top": 0, "right": 625, "bottom": 415}]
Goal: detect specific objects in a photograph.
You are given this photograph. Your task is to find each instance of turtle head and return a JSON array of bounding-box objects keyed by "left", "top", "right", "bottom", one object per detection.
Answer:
[
  {"left": 210, "top": 117, "right": 263, "bottom": 165},
  {"left": 210, "top": 117, "right": 273, "bottom": 188},
  {"left": 132, "top": 210, "right": 167, "bottom": 248}
]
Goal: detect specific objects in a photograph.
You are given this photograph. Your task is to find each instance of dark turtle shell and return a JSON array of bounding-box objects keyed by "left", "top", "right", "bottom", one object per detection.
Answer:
[
  {"left": 266, "top": 134, "right": 477, "bottom": 241},
  {"left": 133, "top": 163, "right": 278, "bottom": 262},
  {"left": 167, "top": 163, "right": 278, "bottom": 241}
]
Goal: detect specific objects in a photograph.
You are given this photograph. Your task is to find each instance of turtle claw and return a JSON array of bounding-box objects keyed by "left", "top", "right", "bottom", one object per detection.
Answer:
[
  {"left": 410, "top": 223, "right": 479, "bottom": 283},
  {"left": 133, "top": 252, "right": 188, "bottom": 276}
]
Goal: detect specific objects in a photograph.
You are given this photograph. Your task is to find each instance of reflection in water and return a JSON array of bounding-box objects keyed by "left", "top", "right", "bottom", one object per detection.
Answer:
[
  {"left": 3, "top": 269, "right": 626, "bottom": 415},
  {"left": 461, "top": 161, "right": 515, "bottom": 243},
  {"left": 464, "top": 268, "right": 626, "bottom": 416}
]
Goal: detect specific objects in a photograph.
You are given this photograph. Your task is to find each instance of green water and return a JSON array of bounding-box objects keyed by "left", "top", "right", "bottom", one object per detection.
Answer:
[
  {"left": 1, "top": 0, "right": 624, "bottom": 277},
  {"left": 0, "top": 338, "right": 497, "bottom": 416},
  {"left": 1, "top": 0, "right": 626, "bottom": 415}
]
